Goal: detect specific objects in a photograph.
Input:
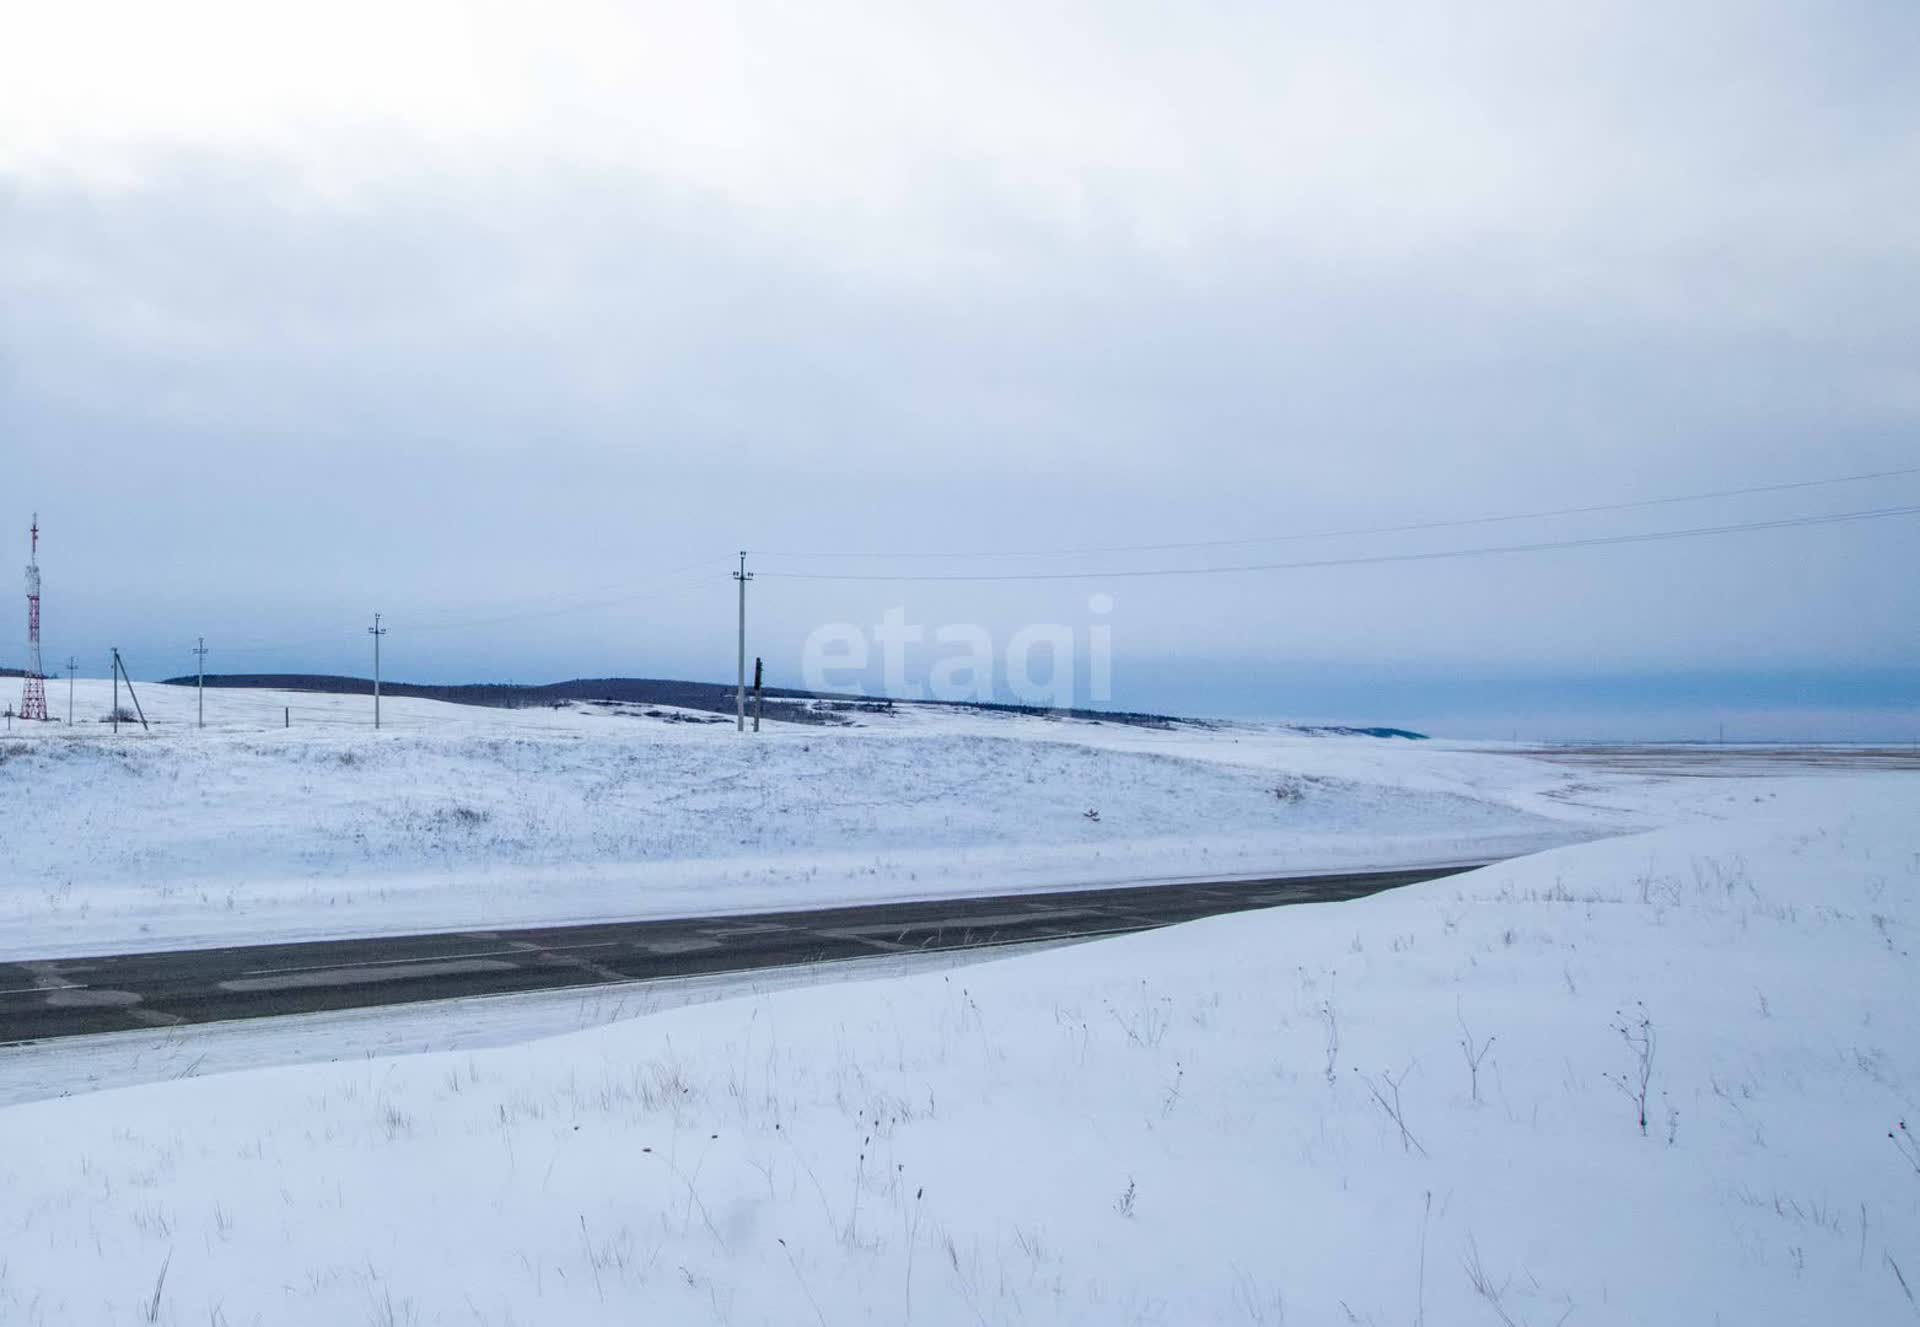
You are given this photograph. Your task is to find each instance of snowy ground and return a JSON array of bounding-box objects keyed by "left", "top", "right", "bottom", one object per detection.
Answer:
[
  {"left": 0, "top": 943, "right": 1037, "bottom": 1109},
  {"left": 0, "top": 765, "right": 1913, "bottom": 1324},
  {"left": 1, "top": 679, "right": 1610, "bottom": 959}
]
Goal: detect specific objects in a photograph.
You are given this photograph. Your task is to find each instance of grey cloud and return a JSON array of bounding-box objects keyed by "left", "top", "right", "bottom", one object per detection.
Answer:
[{"left": 2, "top": 4, "right": 1917, "bottom": 737}]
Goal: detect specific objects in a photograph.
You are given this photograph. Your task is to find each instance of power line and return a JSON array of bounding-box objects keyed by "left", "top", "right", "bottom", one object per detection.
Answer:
[
  {"left": 749, "top": 465, "right": 1920, "bottom": 561},
  {"left": 402, "top": 562, "right": 722, "bottom": 636},
  {"left": 179, "top": 558, "right": 729, "bottom": 657},
  {"left": 204, "top": 630, "right": 377, "bottom": 659},
  {"left": 754, "top": 503, "right": 1920, "bottom": 583}
]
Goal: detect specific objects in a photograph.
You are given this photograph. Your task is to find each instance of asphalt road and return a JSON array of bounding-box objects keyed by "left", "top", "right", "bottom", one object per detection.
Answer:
[{"left": 0, "top": 864, "right": 1484, "bottom": 1044}]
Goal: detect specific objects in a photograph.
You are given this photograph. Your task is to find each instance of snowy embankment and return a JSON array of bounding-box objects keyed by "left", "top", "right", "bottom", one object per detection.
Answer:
[
  {"left": 0, "top": 772, "right": 1912, "bottom": 1323},
  {"left": 1, "top": 680, "right": 1601, "bottom": 958}
]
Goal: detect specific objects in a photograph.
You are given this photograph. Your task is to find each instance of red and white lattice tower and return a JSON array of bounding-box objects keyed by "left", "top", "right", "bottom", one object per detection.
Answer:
[{"left": 20, "top": 514, "right": 47, "bottom": 721}]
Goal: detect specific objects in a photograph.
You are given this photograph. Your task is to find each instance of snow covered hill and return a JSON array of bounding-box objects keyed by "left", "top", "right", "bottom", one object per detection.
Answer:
[{"left": 1, "top": 680, "right": 1606, "bottom": 959}]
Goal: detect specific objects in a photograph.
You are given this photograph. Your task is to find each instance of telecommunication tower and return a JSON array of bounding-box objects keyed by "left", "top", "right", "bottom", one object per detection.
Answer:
[{"left": 20, "top": 514, "right": 47, "bottom": 721}]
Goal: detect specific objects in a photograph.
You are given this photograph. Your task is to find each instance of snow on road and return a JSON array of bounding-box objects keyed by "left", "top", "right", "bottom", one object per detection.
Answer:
[
  {"left": 0, "top": 761, "right": 1911, "bottom": 1324},
  {"left": 2, "top": 680, "right": 1605, "bottom": 958}
]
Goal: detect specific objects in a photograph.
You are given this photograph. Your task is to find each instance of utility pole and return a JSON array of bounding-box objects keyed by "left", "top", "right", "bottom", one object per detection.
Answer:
[
  {"left": 368, "top": 614, "right": 387, "bottom": 730},
  {"left": 193, "top": 637, "right": 209, "bottom": 729},
  {"left": 733, "top": 552, "right": 753, "bottom": 732},
  {"left": 111, "top": 648, "right": 149, "bottom": 732},
  {"left": 65, "top": 657, "right": 76, "bottom": 726}
]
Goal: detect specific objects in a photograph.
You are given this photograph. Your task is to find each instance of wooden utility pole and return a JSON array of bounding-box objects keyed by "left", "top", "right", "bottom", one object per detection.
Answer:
[
  {"left": 111, "top": 649, "right": 149, "bottom": 732},
  {"left": 368, "top": 614, "right": 387, "bottom": 729},
  {"left": 733, "top": 553, "right": 753, "bottom": 731},
  {"left": 193, "top": 637, "right": 209, "bottom": 729}
]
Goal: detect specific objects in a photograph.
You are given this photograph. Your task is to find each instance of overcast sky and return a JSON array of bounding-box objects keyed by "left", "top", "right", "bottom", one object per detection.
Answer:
[{"left": 2, "top": 1, "right": 1916, "bottom": 738}]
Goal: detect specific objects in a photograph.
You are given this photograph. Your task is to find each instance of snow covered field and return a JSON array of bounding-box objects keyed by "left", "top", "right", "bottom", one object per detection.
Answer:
[
  {"left": 1, "top": 679, "right": 1604, "bottom": 959},
  {"left": 0, "top": 762, "right": 1913, "bottom": 1324}
]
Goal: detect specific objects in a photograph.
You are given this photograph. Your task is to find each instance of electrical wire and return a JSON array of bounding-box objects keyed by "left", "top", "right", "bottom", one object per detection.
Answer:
[
  {"left": 399, "top": 560, "right": 724, "bottom": 635},
  {"left": 148, "top": 480, "right": 1920, "bottom": 656},
  {"left": 754, "top": 504, "right": 1920, "bottom": 583},
  {"left": 748, "top": 465, "right": 1920, "bottom": 561},
  {"left": 178, "top": 557, "right": 732, "bottom": 657}
]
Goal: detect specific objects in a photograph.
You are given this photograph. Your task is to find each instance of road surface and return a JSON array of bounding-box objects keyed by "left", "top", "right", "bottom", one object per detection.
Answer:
[{"left": 0, "top": 864, "right": 1485, "bottom": 1044}]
